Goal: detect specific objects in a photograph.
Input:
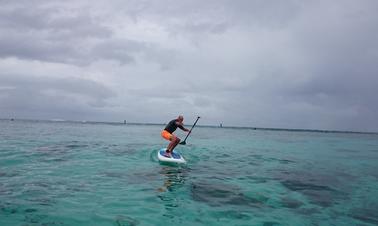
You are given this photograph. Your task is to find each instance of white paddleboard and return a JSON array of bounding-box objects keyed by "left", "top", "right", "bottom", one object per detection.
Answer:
[{"left": 157, "top": 148, "right": 186, "bottom": 164}]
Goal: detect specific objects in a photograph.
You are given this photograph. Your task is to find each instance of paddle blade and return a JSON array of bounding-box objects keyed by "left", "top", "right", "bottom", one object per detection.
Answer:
[{"left": 180, "top": 141, "right": 186, "bottom": 145}]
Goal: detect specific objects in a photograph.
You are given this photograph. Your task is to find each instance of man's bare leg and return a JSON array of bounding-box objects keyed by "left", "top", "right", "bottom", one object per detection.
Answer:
[
  {"left": 164, "top": 137, "right": 176, "bottom": 157},
  {"left": 166, "top": 140, "right": 174, "bottom": 152},
  {"left": 170, "top": 137, "right": 181, "bottom": 153}
]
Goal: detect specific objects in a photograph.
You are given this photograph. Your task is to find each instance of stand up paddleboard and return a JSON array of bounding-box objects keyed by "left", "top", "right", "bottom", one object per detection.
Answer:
[{"left": 157, "top": 148, "right": 186, "bottom": 164}]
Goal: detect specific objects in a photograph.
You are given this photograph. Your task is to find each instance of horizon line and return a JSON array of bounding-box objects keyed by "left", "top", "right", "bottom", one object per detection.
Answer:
[{"left": 1, "top": 117, "right": 377, "bottom": 135}]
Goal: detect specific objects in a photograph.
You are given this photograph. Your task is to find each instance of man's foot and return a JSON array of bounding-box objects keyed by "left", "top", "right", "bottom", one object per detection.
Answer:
[{"left": 163, "top": 150, "right": 171, "bottom": 158}]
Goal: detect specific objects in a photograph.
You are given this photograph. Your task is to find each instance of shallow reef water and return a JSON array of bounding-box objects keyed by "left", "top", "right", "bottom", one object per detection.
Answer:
[{"left": 1, "top": 119, "right": 377, "bottom": 225}]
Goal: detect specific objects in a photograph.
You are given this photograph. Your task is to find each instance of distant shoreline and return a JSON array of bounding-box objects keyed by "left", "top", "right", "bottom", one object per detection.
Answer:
[{"left": 2, "top": 118, "right": 377, "bottom": 135}]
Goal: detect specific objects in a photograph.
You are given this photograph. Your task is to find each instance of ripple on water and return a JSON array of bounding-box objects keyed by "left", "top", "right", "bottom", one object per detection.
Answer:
[
  {"left": 1, "top": 203, "right": 18, "bottom": 214},
  {"left": 0, "top": 170, "right": 20, "bottom": 178},
  {"left": 104, "top": 143, "right": 144, "bottom": 156},
  {"left": 262, "top": 222, "right": 281, "bottom": 226},
  {"left": 115, "top": 215, "right": 139, "bottom": 226},
  {"left": 1, "top": 203, "right": 52, "bottom": 225},
  {"left": 64, "top": 142, "right": 89, "bottom": 149},
  {"left": 247, "top": 154, "right": 296, "bottom": 166},
  {"left": 23, "top": 212, "right": 48, "bottom": 225},
  {"left": 27, "top": 197, "right": 55, "bottom": 207},
  {"left": 244, "top": 174, "right": 273, "bottom": 184},
  {"left": 31, "top": 141, "right": 92, "bottom": 163},
  {"left": 214, "top": 210, "right": 252, "bottom": 220}
]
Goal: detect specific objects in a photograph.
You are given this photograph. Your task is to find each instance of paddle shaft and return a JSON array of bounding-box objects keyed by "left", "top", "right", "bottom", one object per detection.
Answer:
[{"left": 180, "top": 116, "right": 200, "bottom": 145}]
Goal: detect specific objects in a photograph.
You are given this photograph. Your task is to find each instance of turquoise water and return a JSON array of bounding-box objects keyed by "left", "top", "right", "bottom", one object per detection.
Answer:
[{"left": 1, "top": 120, "right": 377, "bottom": 226}]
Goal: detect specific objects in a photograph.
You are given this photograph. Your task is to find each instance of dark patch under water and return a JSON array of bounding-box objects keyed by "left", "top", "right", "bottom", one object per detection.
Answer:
[
  {"left": 281, "top": 180, "right": 341, "bottom": 207},
  {"left": 281, "top": 180, "right": 334, "bottom": 192},
  {"left": 281, "top": 197, "right": 304, "bottom": 209},
  {"left": 216, "top": 210, "right": 252, "bottom": 220},
  {"left": 276, "top": 169, "right": 350, "bottom": 208},
  {"left": 104, "top": 143, "right": 144, "bottom": 156},
  {"left": 101, "top": 171, "right": 128, "bottom": 179},
  {"left": 248, "top": 153, "right": 296, "bottom": 165},
  {"left": 349, "top": 207, "right": 378, "bottom": 225},
  {"left": 191, "top": 181, "right": 267, "bottom": 207},
  {"left": 245, "top": 176, "right": 270, "bottom": 184},
  {"left": 263, "top": 222, "right": 280, "bottom": 226}
]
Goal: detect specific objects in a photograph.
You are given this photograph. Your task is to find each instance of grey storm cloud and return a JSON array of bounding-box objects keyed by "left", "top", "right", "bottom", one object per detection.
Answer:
[
  {"left": 119, "top": 0, "right": 299, "bottom": 30},
  {"left": 0, "top": 74, "right": 115, "bottom": 119},
  {"left": 0, "top": 1, "right": 177, "bottom": 67},
  {"left": 0, "top": 0, "right": 378, "bottom": 132},
  {"left": 0, "top": 2, "right": 110, "bottom": 65},
  {"left": 91, "top": 39, "right": 177, "bottom": 68},
  {"left": 0, "top": 4, "right": 109, "bottom": 37}
]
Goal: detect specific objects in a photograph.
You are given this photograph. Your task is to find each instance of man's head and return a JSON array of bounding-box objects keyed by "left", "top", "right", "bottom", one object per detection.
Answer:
[{"left": 177, "top": 115, "right": 184, "bottom": 122}]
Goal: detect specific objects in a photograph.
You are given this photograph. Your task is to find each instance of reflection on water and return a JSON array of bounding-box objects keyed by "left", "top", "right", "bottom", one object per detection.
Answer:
[
  {"left": 156, "top": 165, "right": 189, "bottom": 219},
  {"left": 157, "top": 166, "right": 188, "bottom": 193}
]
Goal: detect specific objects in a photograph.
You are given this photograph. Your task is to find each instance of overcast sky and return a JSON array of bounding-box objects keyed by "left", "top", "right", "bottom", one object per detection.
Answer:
[{"left": 1, "top": 0, "right": 377, "bottom": 132}]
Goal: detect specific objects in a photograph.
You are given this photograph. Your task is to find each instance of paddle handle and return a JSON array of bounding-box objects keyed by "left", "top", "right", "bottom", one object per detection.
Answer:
[{"left": 181, "top": 116, "right": 200, "bottom": 143}]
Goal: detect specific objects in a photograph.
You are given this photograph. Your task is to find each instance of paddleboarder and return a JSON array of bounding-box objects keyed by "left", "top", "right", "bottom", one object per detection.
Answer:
[{"left": 161, "top": 115, "right": 190, "bottom": 157}]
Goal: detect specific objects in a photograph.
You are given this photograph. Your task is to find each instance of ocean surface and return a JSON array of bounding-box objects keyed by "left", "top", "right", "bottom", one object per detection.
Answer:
[{"left": 0, "top": 119, "right": 377, "bottom": 226}]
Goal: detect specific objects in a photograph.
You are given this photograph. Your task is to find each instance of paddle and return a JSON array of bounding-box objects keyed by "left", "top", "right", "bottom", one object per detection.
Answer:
[{"left": 180, "top": 116, "right": 200, "bottom": 145}]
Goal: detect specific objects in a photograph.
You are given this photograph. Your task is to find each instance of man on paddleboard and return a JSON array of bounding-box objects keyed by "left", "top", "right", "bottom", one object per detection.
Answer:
[{"left": 161, "top": 115, "right": 190, "bottom": 157}]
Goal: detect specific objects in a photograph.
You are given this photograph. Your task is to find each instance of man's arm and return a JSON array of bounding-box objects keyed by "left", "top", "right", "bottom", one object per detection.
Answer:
[{"left": 177, "top": 122, "right": 190, "bottom": 132}]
